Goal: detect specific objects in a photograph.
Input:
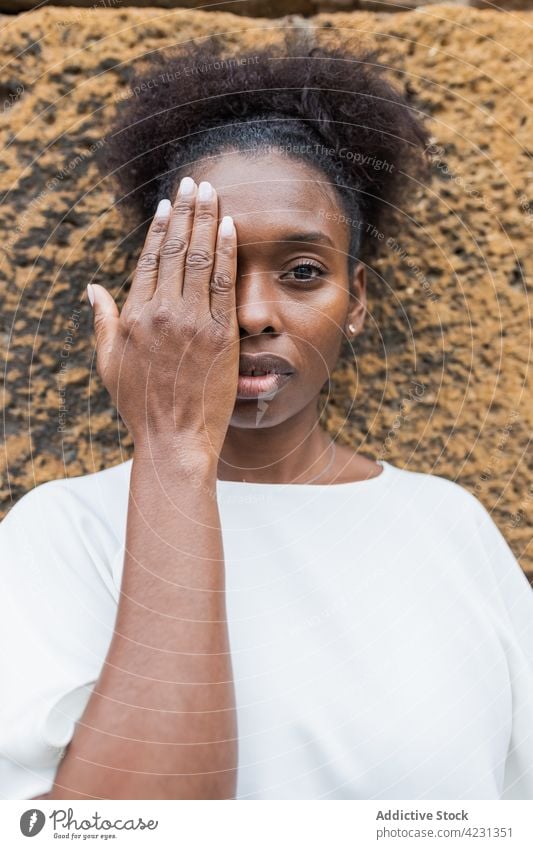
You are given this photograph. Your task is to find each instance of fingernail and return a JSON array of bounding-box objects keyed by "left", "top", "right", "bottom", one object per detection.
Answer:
[
  {"left": 198, "top": 181, "right": 213, "bottom": 201},
  {"left": 179, "top": 176, "right": 195, "bottom": 197},
  {"left": 155, "top": 198, "right": 171, "bottom": 218},
  {"left": 220, "top": 215, "right": 234, "bottom": 237},
  {"left": 86, "top": 284, "right": 94, "bottom": 307}
]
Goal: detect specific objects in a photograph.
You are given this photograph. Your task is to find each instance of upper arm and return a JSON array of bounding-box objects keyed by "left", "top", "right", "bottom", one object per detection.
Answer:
[
  {"left": 469, "top": 498, "right": 533, "bottom": 798},
  {"left": 0, "top": 482, "right": 116, "bottom": 800}
]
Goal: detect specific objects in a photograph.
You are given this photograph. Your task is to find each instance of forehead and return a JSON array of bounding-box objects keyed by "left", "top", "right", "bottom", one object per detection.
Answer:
[{"left": 191, "top": 151, "right": 352, "bottom": 248}]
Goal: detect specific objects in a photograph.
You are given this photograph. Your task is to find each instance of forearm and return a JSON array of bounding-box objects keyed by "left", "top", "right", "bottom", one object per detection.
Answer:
[{"left": 45, "top": 446, "right": 237, "bottom": 800}]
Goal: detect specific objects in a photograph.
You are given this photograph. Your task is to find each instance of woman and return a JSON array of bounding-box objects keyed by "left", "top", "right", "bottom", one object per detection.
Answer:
[{"left": 1, "top": 35, "right": 532, "bottom": 801}]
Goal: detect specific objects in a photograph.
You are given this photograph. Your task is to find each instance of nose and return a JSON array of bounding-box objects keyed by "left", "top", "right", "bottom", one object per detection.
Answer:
[{"left": 236, "top": 269, "right": 279, "bottom": 340}]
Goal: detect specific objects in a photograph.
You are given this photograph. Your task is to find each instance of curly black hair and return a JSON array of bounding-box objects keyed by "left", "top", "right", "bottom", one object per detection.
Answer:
[{"left": 97, "top": 31, "right": 430, "bottom": 274}]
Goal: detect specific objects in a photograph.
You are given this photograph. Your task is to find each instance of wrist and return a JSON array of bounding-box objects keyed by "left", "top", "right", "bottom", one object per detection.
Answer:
[{"left": 132, "top": 435, "right": 218, "bottom": 478}]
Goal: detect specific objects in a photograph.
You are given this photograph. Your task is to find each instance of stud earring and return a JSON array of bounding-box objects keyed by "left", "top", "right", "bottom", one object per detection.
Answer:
[{"left": 348, "top": 323, "right": 356, "bottom": 335}]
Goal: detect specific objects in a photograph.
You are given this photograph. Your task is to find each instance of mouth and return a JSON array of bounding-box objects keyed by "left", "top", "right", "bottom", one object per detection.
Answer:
[
  {"left": 237, "top": 352, "right": 295, "bottom": 401},
  {"left": 236, "top": 372, "right": 293, "bottom": 400}
]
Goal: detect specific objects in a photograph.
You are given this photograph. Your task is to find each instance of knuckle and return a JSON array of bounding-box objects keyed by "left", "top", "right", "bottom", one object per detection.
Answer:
[
  {"left": 173, "top": 199, "right": 194, "bottom": 216},
  {"left": 210, "top": 271, "right": 232, "bottom": 294},
  {"left": 137, "top": 250, "right": 159, "bottom": 272},
  {"left": 195, "top": 208, "right": 216, "bottom": 223},
  {"left": 185, "top": 249, "right": 212, "bottom": 270},
  {"left": 160, "top": 237, "right": 187, "bottom": 258},
  {"left": 217, "top": 243, "right": 235, "bottom": 260},
  {"left": 151, "top": 304, "right": 175, "bottom": 331},
  {"left": 151, "top": 218, "right": 169, "bottom": 236}
]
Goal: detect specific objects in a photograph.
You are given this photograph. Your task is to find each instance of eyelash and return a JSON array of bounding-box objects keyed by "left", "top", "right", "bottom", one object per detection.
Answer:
[{"left": 281, "top": 259, "right": 327, "bottom": 283}]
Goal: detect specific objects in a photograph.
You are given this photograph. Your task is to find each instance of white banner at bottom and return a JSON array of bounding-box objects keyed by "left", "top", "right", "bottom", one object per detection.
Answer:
[{"left": 1, "top": 799, "right": 532, "bottom": 848}]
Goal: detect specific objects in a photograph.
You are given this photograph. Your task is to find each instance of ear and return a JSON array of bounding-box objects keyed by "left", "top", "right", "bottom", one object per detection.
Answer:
[{"left": 345, "top": 262, "right": 367, "bottom": 338}]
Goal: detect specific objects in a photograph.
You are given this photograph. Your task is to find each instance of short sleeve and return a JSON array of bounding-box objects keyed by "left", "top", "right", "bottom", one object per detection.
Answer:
[
  {"left": 470, "top": 498, "right": 533, "bottom": 799},
  {"left": 0, "top": 480, "right": 120, "bottom": 799}
]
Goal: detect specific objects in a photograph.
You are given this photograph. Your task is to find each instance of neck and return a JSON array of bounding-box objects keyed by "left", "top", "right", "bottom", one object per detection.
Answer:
[{"left": 217, "top": 398, "right": 334, "bottom": 484}]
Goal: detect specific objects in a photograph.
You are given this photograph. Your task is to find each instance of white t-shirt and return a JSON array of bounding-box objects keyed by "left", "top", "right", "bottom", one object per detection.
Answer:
[{"left": 1, "top": 458, "right": 532, "bottom": 800}]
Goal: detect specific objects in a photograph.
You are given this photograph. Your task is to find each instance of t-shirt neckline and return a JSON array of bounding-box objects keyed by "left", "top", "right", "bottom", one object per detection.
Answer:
[{"left": 216, "top": 459, "right": 391, "bottom": 489}]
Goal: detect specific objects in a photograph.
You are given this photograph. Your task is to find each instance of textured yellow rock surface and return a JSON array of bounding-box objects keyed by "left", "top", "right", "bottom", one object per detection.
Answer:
[
  {"left": 2, "top": 0, "right": 532, "bottom": 13},
  {"left": 1, "top": 6, "right": 531, "bottom": 580}
]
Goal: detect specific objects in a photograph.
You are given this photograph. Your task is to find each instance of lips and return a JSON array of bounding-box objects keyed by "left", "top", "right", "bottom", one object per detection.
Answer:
[
  {"left": 238, "top": 352, "right": 295, "bottom": 377},
  {"left": 236, "top": 372, "right": 292, "bottom": 400},
  {"left": 236, "top": 352, "right": 295, "bottom": 401}
]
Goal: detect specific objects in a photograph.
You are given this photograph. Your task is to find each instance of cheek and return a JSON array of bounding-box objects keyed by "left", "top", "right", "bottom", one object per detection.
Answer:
[
  {"left": 292, "top": 293, "right": 348, "bottom": 381},
  {"left": 311, "top": 283, "right": 349, "bottom": 332},
  {"left": 310, "top": 322, "right": 344, "bottom": 380},
  {"left": 288, "top": 283, "right": 348, "bottom": 332}
]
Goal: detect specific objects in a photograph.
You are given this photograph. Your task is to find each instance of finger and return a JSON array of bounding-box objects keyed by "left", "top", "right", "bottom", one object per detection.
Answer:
[
  {"left": 182, "top": 180, "right": 218, "bottom": 310},
  {"left": 156, "top": 176, "right": 197, "bottom": 303},
  {"left": 210, "top": 215, "right": 237, "bottom": 332},
  {"left": 124, "top": 199, "right": 172, "bottom": 317},
  {"left": 87, "top": 283, "right": 120, "bottom": 376}
]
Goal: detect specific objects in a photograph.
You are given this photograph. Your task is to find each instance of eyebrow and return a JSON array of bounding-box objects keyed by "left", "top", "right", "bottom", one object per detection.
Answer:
[{"left": 278, "top": 231, "right": 335, "bottom": 247}]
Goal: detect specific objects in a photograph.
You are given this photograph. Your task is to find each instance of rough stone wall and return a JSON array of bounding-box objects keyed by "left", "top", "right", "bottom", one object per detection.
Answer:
[
  {"left": 2, "top": 1, "right": 533, "bottom": 14},
  {"left": 1, "top": 7, "right": 532, "bottom": 581}
]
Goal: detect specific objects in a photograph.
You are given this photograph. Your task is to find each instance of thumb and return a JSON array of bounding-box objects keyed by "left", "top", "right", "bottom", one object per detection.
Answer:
[{"left": 87, "top": 283, "right": 120, "bottom": 365}]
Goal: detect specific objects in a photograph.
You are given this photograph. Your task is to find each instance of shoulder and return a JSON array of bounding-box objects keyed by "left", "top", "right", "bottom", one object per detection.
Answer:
[
  {"left": 383, "top": 460, "right": 485, "bottom": 519},
  {"left": 387, "top": 463, "right": 524, "bottom": 565},
  {"left": 1, "top": 458, "right": 132, "bottom": 530},
  {"left": 0, "top": 459, "right": 133, "bottom": 602},
  {"left": 386, "top": 461, "right": 531, "bottom": 597},
  {"left": 383, "top": 461, "right": 523, "bottom": 575}
]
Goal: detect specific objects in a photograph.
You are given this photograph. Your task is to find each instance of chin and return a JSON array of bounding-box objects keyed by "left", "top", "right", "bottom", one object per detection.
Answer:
[{"left": 229, "top": 398, "right": 292, "bottom": 429}]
